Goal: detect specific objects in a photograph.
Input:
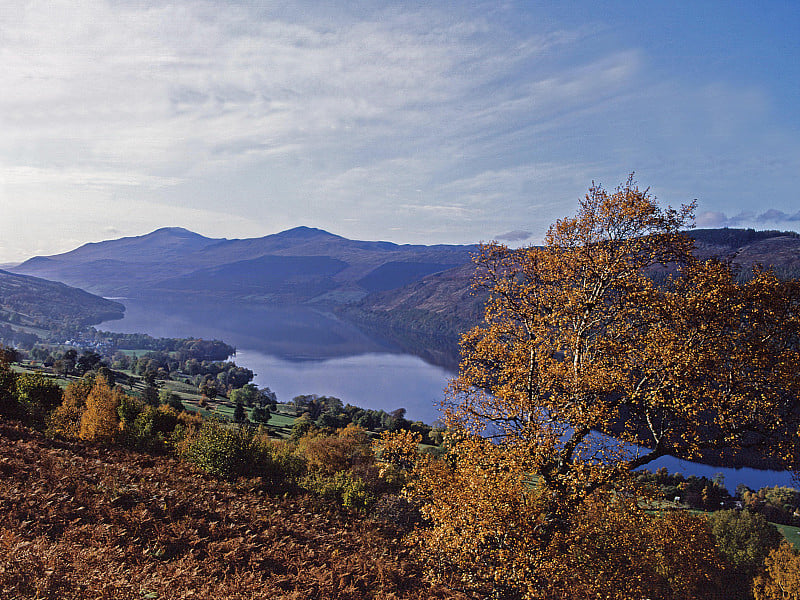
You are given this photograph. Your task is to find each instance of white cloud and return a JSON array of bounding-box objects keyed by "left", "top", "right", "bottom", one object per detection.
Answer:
[{"left": 1, "top": 1, "right": 798, "bottom": 261}]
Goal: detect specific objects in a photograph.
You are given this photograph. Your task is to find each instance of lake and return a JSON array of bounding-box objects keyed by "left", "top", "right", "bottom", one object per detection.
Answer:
[
  {"left": 99, "top": 297, "right": 453, "bottom": 425},
  {"left": 99, "top": 296, "right": 797, "bottom": 493}
]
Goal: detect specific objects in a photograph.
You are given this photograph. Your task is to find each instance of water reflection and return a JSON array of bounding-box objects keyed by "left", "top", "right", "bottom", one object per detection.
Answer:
[
  {"left": 100, "top": 297, "right": 453, "bottom": 424},
  {"left": 234, "top": 349, "right": 451, "bottom": 426},
  {"left": 100, "top": 297, "right": 400, "bottom": 360},
  {"left": 100, "top": 297, "right": 795, "bottom": 492}
]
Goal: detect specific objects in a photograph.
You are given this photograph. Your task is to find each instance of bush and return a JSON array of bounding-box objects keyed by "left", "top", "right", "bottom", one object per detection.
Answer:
[
  {"left": 15, "top": 372, "right": 62, "bottom": 427},
  {"left": 179, "top": 419, "right": 292, "bottom": 483},
  {"left": 302, "top": 471, "right": 374, "bottom": 512},
  {"left": 708, "top": 509, "right": 784, "bottom": 599},
  {"left": 297, "top": 424, "right": 373, "bottom": 475}
]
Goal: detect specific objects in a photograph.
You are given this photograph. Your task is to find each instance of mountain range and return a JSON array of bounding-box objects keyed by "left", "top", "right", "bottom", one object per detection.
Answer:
[
  {"left": 12, "top": 226, "right": 476, "bottom": 304},
  {"left": 7, "top": 226, "right": 800, "bottom": 366}
]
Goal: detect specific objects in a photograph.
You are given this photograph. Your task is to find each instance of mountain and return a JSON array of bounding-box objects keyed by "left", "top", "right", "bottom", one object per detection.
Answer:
[
  {"left": 0, "top": 269, "right": 125, "bottom": 347},
  {"left": 12, "top": 227, "right": 223, "bottom": 296},
  {"left": 10, "top": 225, "right": 799, "bottom": 367},
  {"left": 12, "top": 226, "right": 476, "bottom": 302},
  {"left": 350, "top": 228, "right": 800, "bottom": 367}
]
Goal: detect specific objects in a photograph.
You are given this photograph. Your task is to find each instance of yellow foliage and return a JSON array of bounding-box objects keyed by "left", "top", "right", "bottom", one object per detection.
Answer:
[
  {"left": 411, "top": 177, "right": 800, "bottom": 598},
  {"left": 296, "top": 424, "right": 373, "bottom": 474},
  {"left": 79, "top": 376, "right": 124, "bottom": 444},
  {"left": 409, "top": 434, "right": 722, "bottom": 599},
  {"left": 753, "top": 543, "right": 800, "bottom": 600},
  {"left": 375, "top": 429, "right": 421, "bottom": 470},
  {"left": 48, "top": 378, "right": 92, "bottom": 439}
]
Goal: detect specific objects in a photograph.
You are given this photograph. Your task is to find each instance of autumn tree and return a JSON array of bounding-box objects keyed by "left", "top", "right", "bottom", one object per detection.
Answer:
[
  {"left": 412, "top": 177, "right": 800, "bottom": 598},
  {"left": 49, "top": 376, "right": 94, "bottom": 438},
  {"left": 79, "top": 376, "right": 124, "bottom": 443},
  {"left": 753, "top": 543, "right": 800, "bottom": 600}
]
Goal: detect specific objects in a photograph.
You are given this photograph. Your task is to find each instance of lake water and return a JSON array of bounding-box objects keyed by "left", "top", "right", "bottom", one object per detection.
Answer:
[
  {"left": 99, "top": 296, "right": 797, "bottom": 493},
  {"left": 98, "top": 297, "right": 452, "bottom": 424}
]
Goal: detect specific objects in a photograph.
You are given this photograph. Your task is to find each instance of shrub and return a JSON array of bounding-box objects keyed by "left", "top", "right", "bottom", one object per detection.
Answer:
[
  {"left": 15, "top": 372, "right": 63, "bottom": 427},
  {"left": 297, "top": 424, "right": 373, "bottom": 475},
  {"left": 302, "top": 471, "right": 373, "bottom": 512},
  {"left": 179, "top": 419, "right": 294, "bottom": 483}
]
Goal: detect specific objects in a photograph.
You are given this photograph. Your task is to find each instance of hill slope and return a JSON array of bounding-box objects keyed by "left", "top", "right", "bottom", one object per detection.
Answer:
[
  {"left": 0, "top": 420, "right": 466, "bottom": 599},
  {"left": 12, "top": 227, "right": 476, "bottom": 302},
  {"left": 350, "top": 228, "right": 800, "bottom": 367},
  {"left": 0, "top": 269, "right": 124, "bottom": 345}
]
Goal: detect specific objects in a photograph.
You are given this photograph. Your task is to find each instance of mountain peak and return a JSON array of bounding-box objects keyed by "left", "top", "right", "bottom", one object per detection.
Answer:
[
  {"left": 275, "top": 226, "right": 342, "bottom": 239},
  {"left": 148, "top": 226, "right": 200, "bottom": 235}
]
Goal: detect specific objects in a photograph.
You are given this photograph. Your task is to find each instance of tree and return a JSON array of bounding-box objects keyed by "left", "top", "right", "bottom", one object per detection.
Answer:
[
  {"left": 75, "top": 350, "right": 102, "bottom": 375},
  {"left": 414, "top": 177, "right": 800, "bottom": 598},
  {"left": 199, "top": 380, "right": 217, "bottom": 401},
  {"left": 753, "top": 543, "right": 800, "bottom": 600},
  {"left": 14, "top": 372, "right": 62, "bottom": 426},
  {"left": 233, "top": 400, "right": 247, "bottom": 424},
  {"left": 0, "top": 357, "right": 18, "bottom": 419},
  {"left": 251, "top": 405, "right": 271, "bottom": 424},
  {"left": 142, "top": 383, "right": 159, "bottom": 406},
  {"left": 49, "top": 376, "right": 93, "bottom": 438},
  {"left": 0, "top": 346, "right": 19, "bottom": 364},
  {"left": 707, "top": 509, "right": 783, "bottom": 596},
  {"left": 79, "top": 376, "right": 123, "bottom": 444}
]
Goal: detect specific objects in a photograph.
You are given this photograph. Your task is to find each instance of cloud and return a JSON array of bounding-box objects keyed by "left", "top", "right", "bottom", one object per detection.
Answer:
[
  {"left": 696, "top": 209, "right": 800, "bottom": 229},
  {"left": 495, "top": 230, "right": 532, "bottom": 242},
  {"left": 2, "top": 1, "right": 800, "bottom": 261},
  {"left": 756, "top": 209, "right": 800, "bottom": 223}
]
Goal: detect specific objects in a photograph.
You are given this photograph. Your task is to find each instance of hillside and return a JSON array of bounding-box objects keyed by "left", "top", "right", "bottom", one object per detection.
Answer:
[
  {"left": 0, "top": 269, "right": 124, "bottom": 347},
  {"left": 350, "top": 228, "right": 800, "bottom": 367},
  {"left": 341, "top": 263, "right": 487, "bottom": 369},
  {"left": 12, "top": 227, "right": 475, "bottom": 302},
  {"left": 0, "top": 419, "right": 467, "bottom": 600}
]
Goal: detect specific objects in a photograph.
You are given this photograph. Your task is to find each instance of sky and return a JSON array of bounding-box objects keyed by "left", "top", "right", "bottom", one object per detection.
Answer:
[{"left": 1, "top": 0, "right": 799, "bottom": 263}]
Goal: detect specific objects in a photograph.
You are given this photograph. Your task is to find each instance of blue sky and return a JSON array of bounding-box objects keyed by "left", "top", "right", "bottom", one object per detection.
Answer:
[{"left": 1, "top": 0, "right": 798, "bottom": 262}]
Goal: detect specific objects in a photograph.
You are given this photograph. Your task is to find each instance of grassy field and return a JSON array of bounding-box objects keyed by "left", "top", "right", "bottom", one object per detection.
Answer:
[
  {"left": 775, "top": 523, "right": 800, "bottom": 549},
  {"left": 11, "top": 362, "right": 72, "bottom": 388},
  {"left": 116, "top": 349, "right": 149, "bottom": 358}
]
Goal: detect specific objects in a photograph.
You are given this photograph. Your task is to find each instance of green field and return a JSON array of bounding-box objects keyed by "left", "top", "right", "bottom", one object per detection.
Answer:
[{"left": 774, "top": 523, "right": 800, "bottom": 550}]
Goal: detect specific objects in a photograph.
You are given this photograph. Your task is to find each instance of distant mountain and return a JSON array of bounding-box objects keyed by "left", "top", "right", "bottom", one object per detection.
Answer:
[
  {"left": 12, "top": 226, "right": 477, "bottom": 302},
  {"left": 689, "top": 228, "right": 800, "bottom": 279},
  {"left": 350, "top": 227, "right": 800, "bottom": 367},
  {"left": 0, "top": 269, "right": 124, "bottom": 346},
  {"left": 13, "top": 227, "right": 223, "bottom": 296},
  {"left": 10, "top": 226, "right": 799, "bottom": 368}
]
